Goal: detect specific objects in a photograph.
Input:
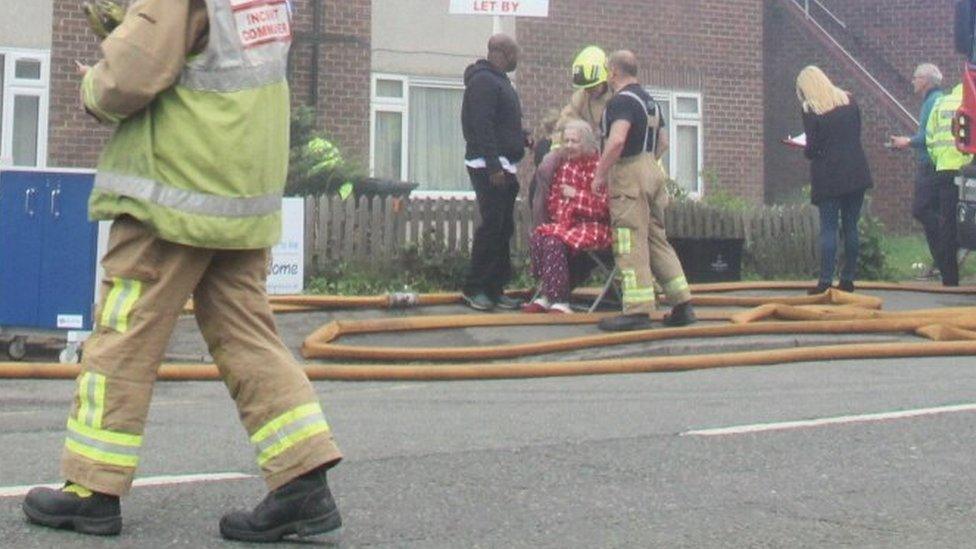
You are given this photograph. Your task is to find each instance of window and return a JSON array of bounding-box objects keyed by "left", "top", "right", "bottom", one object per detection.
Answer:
[
  {"left": 371, "top": 74, "right": 468, "bottom": 195},
  {"left": 648, "top": 90, "right": 703, "bottom": 197},
  {"left": 0, "top": 49, "right": 49, "bottom": 168}
]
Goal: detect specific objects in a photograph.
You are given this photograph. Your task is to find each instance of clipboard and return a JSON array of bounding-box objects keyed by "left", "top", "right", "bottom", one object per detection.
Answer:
[{"left": 781, "top": 133, "right": 806, "bottom": 149}]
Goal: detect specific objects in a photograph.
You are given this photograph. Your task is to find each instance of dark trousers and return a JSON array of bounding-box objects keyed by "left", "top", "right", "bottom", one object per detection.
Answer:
[
  {"left": 932, "top": 170, "right": 960, "bottom": 286},
  {"left": 463, "top": 168, "right": 519, "bottom": 298},
  {"left": 528, "top": 234, "right": 599, "bottom": 303},
  {"left": 912, "top": 162, "right": 942, "bottom": 269},
  {"left": 817, "top": 190, "right": 864, "bottom": 284}
]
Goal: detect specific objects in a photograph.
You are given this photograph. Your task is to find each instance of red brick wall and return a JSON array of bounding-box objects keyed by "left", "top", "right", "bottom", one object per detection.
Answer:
[
  {"left": 516, "top": 0, "right": 766, "bottom": 203},
  {"left": 48, "top": 1, "right": 110, "bottom": 168},
  {"left": 48, "top": 0, "right": 371, "bottom": 168},
  {"left": 289, "top": 0, "right": 371, "bottom": 164},
  {"left": 823, "top": 0, "right": 962, "bottom": 91},
  {"left": 763, "top": 0, "right": 966, "bottom": 232}
]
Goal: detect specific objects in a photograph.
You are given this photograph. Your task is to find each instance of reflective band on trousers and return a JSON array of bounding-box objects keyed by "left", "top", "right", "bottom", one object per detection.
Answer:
[
  {"left": 621, "top": 269, "right": 638, "bottom": 291},
  {"left": 663, "top": 276, "right": 690, "bottom": 296},
  {"left": 615, "top": 228, "right": 633, "bottom": 256},
  {"left": 77, "top": 372, "right": 107, "bottom": 430},
  {"left": 251, "top": 403, "right": 330, "bottom": 467},
  {"left": 180, "top": 60, "right": 288, "bottom": 93},
  {"left": 95, "top": 172, "right": 283, "bottom": 218},
  {"left": 101, "top": 278, "right": 142, "bottom": 333},
  {"left": 66, "top": 418, "right": 142, "bottom": 468},
  {"left": 623, "top": 287, "right": 656, "bottom": 304}
]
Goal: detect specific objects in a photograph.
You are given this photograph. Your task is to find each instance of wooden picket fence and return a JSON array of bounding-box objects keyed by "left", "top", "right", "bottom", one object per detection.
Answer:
[{"left": 303, "top": 195, "right": 821, "bottom": 277}]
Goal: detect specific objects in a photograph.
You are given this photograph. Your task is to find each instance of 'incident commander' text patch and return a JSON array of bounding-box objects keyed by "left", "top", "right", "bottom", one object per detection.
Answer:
[{"left": 231, "top": 0, "right": 292, "bottom": 49}]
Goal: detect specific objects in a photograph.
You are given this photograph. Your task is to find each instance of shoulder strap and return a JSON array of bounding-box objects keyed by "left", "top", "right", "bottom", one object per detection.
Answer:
[{"left": 617, "top": 91, "right": 661, "bottom": 153}]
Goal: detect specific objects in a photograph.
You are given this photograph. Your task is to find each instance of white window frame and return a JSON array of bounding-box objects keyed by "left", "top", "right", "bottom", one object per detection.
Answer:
[
  {"left": 370, "top": 73, "right": 472, "bottom": 199},
  {"left": 370, "top": 73, "right": 408, "bottom": 182},
  {"left": 0, "top": 48, "right": 50, "bottom": 168},
  {"left": 648, "top": 89, "right": 704, "bottom": 198}
]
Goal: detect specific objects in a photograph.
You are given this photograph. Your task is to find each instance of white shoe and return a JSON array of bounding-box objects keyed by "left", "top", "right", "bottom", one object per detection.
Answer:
[{"left": 549, "top": 302, "right": 573, "bottom": 314}]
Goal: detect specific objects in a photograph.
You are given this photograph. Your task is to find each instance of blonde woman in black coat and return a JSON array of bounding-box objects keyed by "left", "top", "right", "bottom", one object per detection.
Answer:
[{"left": 796, "top": 66, "right": 874, "bottom": 294}]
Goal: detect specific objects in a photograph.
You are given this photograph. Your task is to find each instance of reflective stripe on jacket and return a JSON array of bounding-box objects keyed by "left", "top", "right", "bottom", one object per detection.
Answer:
[
  {"left": 87, "top": 0, "right": 292, "bottom": 249},
  {"left": 927, "top": 84, "right": 972, "bottom": 173}
]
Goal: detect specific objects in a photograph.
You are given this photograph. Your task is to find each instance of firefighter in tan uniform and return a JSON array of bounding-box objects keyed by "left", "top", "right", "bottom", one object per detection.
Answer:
[
  {"left": 22, "top": 0, "right": 344, "bottom": 542},
  {"left": 553, "top": 46, "right": 614, "bottom": 141},
  {"left": 594, "top": 50, "right": 696, "bottom": 332}
]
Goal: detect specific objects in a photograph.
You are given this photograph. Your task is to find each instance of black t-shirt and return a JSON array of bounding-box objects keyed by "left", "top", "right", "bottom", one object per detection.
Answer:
[{"left": 602, "top": 84, "right": 666, "bottom": 158}]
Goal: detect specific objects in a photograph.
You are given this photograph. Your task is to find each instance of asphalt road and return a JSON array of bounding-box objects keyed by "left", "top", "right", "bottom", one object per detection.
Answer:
[
  {"left": 3, "top": 355, "right": 976, "bottom": 547},
  {"left": 3, "top": 288, "right": 976, "bottom": 547}
]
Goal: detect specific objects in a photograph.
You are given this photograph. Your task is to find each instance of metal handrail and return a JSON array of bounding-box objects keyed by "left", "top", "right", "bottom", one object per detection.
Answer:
[
  {"left": 792, "top": 0, "right": 917, "bottom": 126},
  {"left": 803, "top": 0, "right": 847, "bottom": 29}
]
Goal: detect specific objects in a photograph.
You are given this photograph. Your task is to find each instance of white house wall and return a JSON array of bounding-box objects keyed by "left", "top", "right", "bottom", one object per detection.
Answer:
[
  {"left": 0, "top": 0, "right": 53, "bottom": 49},
  {"left": 372, "top": 0, "right": 516, "bottom": 78}
]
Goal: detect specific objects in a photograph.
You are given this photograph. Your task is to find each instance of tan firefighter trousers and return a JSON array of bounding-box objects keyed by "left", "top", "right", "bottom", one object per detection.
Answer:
[
  {"left": 609, "top": 152, "right": 691, "bottom": 315},
  {"left": 61, "top": 216, "right": 342, "bottom": 496}
]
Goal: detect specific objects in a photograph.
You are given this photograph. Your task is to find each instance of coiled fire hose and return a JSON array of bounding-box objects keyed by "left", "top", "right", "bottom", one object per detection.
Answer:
[{"left": 4, "top": 283, "right": 976, "bottom": 380}]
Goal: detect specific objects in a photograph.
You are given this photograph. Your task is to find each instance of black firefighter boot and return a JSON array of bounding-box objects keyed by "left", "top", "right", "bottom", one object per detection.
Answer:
[
  {"left": 22, "top": 483, "right": 122, "bottom": 536},
  {"left": 219, "top": 465, "right": 342, "bottom": 543},
  {"left": 598, "top": 313, "right": 654, "bottom": 332},
  {"left": 662, "top": 301, "right": 697, "bottom": 327}
]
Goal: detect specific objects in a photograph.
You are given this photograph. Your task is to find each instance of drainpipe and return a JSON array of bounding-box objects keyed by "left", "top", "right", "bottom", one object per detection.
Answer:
[{"left": 310, "top": 0, "right": 322, "bottom": 112}]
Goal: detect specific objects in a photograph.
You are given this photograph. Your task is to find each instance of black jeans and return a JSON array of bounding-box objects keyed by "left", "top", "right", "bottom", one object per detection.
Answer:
[
  {"left": 912, "top": 162, "right": 942, "bottom": 269},
  {"left": 463, "top": 168, "right": 519, "bottom": 298},
  {"left": 932, "top": 170, "right": 960, "bottom": 286}
]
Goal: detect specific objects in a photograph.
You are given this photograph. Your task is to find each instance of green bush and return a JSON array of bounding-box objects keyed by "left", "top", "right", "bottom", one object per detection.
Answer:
[
  {"left": 698, "top": 169, "right": 750, "bottom": 211},
  {"left": 743, "top": 234, "right": 817, "bottom": 280},
  {"left": 306, "top": 235, "right": 533, "bottom": 295},
  {"left": 700, "top": 188, "right": 750, "bottom": 211},
  {"left": 665, "top": 178, "right": 690, "bottom": 202},
  {"left": 856, "top": 211, "right": 896, "bottom": 281},
  {"left": 286, "top": 106, "right": 363, "bottom": 198}
]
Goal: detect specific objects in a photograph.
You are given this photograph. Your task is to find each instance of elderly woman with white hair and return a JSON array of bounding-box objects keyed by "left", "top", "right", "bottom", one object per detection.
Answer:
[{"left": 523, "top": 119, "right": 611, "bottom": 313}]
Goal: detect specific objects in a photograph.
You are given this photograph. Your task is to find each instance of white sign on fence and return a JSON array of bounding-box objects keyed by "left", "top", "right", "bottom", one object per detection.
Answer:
[
  {"left": 449, "top": 0, "right": 549, "bottom": 17},
  {"left": 267, "top": 197, "right": 305, "bottom": 295}
]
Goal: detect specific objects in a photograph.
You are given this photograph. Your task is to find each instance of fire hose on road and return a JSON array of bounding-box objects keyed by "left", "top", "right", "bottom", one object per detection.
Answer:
[{"left": 2, "top": 283, "right": 976, "bottom": 381}]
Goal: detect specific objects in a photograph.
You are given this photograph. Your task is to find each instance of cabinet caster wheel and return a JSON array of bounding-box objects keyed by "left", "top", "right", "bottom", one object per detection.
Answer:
[
  {"left": 7, "top": 337, "right": 27, "bottom": 361},
  {"left": 59, "top": 348, "right": 80, "bottom": 364}
]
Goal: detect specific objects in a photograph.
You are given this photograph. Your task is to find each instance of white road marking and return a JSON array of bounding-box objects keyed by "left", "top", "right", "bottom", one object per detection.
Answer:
[
  {"left": 0, "top": 472, "right": 255, "bottom": 498},
  {"left": 0, "top": 410, "right": 43, "bottom": 418},
  {"left": 325, "top": 383, "right": 426, "bottom": 396},
  {"left": 681, "top": 403, "right": 976, "bottom": 437}
]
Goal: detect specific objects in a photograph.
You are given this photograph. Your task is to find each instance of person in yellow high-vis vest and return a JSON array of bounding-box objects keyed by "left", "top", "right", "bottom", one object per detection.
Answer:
[
  {"left": 925, "top": 83, "right": 972, "bottom": 286},
  {"left": 22, "top": 1, "right": 344, "bottom": 542}
]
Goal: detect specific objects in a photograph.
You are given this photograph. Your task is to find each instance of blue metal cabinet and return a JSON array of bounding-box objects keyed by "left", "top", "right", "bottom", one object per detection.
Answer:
[{"left": 0, "top": 169, "right": 98, "bottom": 332}]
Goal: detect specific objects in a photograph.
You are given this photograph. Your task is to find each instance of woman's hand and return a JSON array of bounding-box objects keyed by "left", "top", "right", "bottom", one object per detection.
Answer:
[
  {"left": 888, "top": 135, "right": 910, "bottom": 149},
  {"left": 561, "top": 184, "right": 577, "bottom": 198},
  {"left": 592, "top": 172, "right": 607, "bottom": 193}
]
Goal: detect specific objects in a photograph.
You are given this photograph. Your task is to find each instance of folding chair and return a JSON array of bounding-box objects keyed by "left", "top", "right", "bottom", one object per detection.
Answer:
[
  {"left": 580, "top": 248, "right": 620, "bottom": 313},
  {"left": 527, "top": 248, "right": 620, "bottom": 313}
]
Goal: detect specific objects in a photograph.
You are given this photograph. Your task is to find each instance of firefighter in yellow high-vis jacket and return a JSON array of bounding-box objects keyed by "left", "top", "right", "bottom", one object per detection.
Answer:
[{"left": 22, "top": 0, "right": 344, "bottom": 542}]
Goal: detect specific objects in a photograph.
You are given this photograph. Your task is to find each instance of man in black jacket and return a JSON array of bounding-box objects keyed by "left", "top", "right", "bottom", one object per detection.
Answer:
[{"left": 461, "top": 33, "right": 527, "bottom": 311}]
